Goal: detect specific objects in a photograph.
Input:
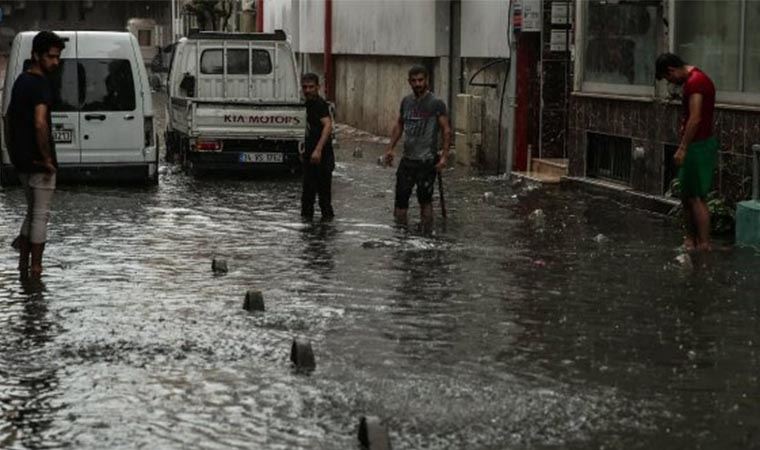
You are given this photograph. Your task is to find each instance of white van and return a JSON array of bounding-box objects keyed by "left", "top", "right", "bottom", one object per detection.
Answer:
[{"left": 0, "top": 31, "right": 158, "bottom": 186}]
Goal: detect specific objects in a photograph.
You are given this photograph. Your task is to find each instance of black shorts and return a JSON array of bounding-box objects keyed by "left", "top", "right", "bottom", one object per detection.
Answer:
[{"left": 395, "top": 158, "right": 436, "bottom": 209}]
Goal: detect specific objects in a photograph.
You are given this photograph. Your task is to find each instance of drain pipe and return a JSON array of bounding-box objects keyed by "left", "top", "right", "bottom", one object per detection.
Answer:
[
  {"left": 256, "top": 0, "right": 264, "bottom": 32},
  {"left": 324, "top": 0, "right": 335, "bottom": 101},
  {"left": 753, "top": 144, "right": 760, "bottom": 201}
]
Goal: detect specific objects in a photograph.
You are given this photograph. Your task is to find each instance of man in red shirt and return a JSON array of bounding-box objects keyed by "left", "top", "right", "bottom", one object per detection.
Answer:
[{"left": 656, "top": 53, "right": 718, "bottom": 252}]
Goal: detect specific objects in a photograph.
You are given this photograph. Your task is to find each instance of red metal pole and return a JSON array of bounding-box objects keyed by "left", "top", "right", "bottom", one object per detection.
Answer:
[
  {"left": 324, "top": 0, "right": 335, "bottom": 101},
  {"left": 256, "top": 0, "right": 264, "bottom": 32}
]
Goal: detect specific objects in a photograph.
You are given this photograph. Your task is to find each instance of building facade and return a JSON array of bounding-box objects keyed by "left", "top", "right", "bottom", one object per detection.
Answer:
[
  {"left": 570, "top": 0, "right": 758, "bottom": 204},
  {"left": 261, "top": 0, "right": 515, "bottom": 172}
]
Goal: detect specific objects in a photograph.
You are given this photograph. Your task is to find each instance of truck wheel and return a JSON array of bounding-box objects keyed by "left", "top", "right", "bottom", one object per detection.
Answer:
[
  {"left": 0, "top": 165, "right": 13, "bottom": 187},
  {"left": 150, "top": 134, "right": 160, "bottom": 185},
  {"left": 165, "top": 130, "right": 177, "bottom": 163},
  {"left": 180, "top": 138, "right": 191, "bottom": 173}
]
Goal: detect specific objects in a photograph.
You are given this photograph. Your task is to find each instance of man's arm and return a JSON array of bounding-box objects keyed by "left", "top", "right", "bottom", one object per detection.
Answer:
[
  {"left": 34, "top": 104, "right": 56, "bottom": 174},
  {"left": 310, "top": 115, "right": 333, "bottom": 164},
  {"left": 675, "top": 93, "right": 703, "bottom": 166},
  {"left": 435, "top": 113, "right": 451, "bottom": 171},
  {"left": 383, "top": 115, "right": 404, "bottom": 165}
]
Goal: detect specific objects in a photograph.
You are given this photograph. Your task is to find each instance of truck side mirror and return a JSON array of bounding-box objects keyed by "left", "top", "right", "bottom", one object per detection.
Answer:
[{"left": 180, "top": 73, "right": 195, "bottom": 97}]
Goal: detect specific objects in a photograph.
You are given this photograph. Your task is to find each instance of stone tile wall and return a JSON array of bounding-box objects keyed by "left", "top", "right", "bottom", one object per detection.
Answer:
[{"left": 569, "top": 95, "right": 758, "bottom": 204}]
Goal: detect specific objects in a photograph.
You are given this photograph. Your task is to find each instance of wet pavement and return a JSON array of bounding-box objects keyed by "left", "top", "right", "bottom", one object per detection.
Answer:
[{"left": 2, "top": 112, "right": 760, "bottom": 449}]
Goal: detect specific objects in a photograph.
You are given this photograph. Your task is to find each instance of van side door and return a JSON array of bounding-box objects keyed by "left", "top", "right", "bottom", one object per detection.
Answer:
[{"left": 77, "top": 32, "right": 145, "bottom": 164}]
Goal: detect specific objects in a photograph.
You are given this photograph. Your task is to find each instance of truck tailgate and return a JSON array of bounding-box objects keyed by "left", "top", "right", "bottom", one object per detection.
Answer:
[{"left": 191, "top": 101, "right": 306, "bottom": 139}]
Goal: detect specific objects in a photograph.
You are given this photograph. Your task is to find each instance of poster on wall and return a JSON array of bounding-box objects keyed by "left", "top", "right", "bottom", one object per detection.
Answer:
[{"left": 523, "top": 0, "right": 542, "bottom": 32}]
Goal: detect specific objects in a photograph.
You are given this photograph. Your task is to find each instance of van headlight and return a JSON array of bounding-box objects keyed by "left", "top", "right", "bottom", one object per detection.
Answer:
[{"left": 144, "top": 117, "right": 154, "bottom": 147}]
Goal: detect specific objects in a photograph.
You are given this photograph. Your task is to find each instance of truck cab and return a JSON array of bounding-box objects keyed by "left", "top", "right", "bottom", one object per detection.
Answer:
[{"left": 165, "top": 29, "right": 305, "bottom": 174}]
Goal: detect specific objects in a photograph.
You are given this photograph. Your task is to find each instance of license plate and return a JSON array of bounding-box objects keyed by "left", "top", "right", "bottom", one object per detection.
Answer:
[
  {"left": 53, "top": 130, "right": 73, "bottom": 144},
  {"left": 239, "top": 152, "right": 284, "bottom": 163}
]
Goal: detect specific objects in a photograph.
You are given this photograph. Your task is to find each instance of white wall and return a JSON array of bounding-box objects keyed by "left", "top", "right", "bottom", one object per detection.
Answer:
[
  {"left": 267, "top": 0, "right": 447, "bottom": 57},
  {"left": 461, "top": 0, "right": 511, "bottom": 58},
  {"left": 263, "top": 0, "right": 300, "bottom": 50}
]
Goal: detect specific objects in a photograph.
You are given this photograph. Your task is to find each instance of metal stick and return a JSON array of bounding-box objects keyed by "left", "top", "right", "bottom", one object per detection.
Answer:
[{"left": 438, "top": 171, "right": 447, "bottom": 219}]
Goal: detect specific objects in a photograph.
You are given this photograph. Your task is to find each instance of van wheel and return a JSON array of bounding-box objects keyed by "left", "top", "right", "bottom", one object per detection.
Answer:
[{"left": 0, "top": 165, "right": 13, "bottom": 187}]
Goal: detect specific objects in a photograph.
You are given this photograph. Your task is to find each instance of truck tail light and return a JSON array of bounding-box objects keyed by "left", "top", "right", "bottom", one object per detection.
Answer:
[
  {"left": 194, "top": 138, "right": 223, "bottom": 152},
  {"left": 144, "top": 117, "right": 154, "bottom": 147}
]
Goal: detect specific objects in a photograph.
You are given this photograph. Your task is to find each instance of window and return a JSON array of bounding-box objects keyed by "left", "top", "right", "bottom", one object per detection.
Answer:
[
  {"left": 676, "top": 0, "right": 760, "bottom": 95},
  {"left": 80, "top": 59, "right": 136, "bottom": 111},
  {"left": 252, "top": 50, "right": 272, "bottom": 75},
  {"left": 201, "top": 50, "right": 223, "bottom": 74},
  {"left": 200, "top": 49, "right": 272, "bottom": 75},
  {"left": 138, "top": 30, "right": 152, "bottom": 47},
  {"left": 582, "top": 1, "right": 657, "bottom": 92},
  {"left": 226, "top": 49, "right": 248, "bottom": 75},
  {"left": 587, "top": 133, "right": 632, "bottom": 184}
]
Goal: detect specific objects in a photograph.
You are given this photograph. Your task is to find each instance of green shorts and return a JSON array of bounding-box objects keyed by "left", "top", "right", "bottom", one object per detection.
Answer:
[{"left": 678, "top": 136, "right": 718, "bottom": 199}]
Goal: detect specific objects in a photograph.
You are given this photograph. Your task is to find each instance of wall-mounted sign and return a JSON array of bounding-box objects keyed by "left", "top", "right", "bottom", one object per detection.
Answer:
[
  {"left": 551, "top": 2, "right": 570, "bottom": 25},
  {"left": 523, "top": 0, "right": 542, "bottom": 32},
  {"left": 550, "top": 30, "right": 570, "bottom": 52}
]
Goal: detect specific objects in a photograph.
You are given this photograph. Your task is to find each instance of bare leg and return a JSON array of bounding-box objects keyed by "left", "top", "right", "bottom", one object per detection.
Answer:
[
  {"left": 30, "top": 242, "right": 46, "bottom": 279},
  {"left": 691, "top": 198, "right": 712, "bottom": 251},
  {"left": 394, "top": 208, "right": 408, "bottom": 226},
  {"left": 682, "top": 198, "right": 696, "bottom": 251},
  {"left": 18, "top": 235, "right": 30, "bottom": 276},
  {"left": 420, "top": 203, "right": 433, "bottom": 234}
]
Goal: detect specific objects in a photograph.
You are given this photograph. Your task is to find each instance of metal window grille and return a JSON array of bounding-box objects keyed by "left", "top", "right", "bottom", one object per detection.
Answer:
[{"left": 586, "top": 133, "right": 632, "bottom": 184}]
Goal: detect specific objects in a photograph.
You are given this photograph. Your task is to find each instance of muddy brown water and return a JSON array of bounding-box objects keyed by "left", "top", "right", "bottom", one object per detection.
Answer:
[{"left": 2, "top": 115, "right": 760, "bottom": 449}]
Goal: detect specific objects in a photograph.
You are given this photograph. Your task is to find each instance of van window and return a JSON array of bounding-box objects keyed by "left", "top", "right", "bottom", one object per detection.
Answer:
[
  {"left": 226, "top": 49, "right": 248, "bottom": 75},
  {"left": 200, "top": 49, "right": 272, "bottom": 75},
  {"left": 200, "top": 50, "right": 223, "bottom": 74},
  {"left": 80, "top": 59, "right": 136, "bottom": 111},
  {"left": 252, "top": 50, "right": 272, "bottom": 75},
  {"left": 23, "top": 59, "right": 78, "bottom": 112}
]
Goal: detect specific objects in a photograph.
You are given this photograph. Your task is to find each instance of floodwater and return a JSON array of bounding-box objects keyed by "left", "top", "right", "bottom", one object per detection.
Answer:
[{"left": 1, "top": 127, "right": 760, "bottom": 450}]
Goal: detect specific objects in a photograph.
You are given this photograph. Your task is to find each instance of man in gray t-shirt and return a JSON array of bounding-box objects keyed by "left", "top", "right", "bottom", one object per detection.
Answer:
[{"left": 383, "top": 65, "right": 451, "bottom": 232}]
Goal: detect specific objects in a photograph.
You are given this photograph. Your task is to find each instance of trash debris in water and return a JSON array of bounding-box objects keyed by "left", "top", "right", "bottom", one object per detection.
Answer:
[
  {"left": 594, "top": 233, "right": 609, "bottom": 243},
  {"left": 533, "top": 259, "right": 547, "bottom": 267},
  {"left": 529, "top": 209, "right": 546, "bottom": 227},
  {"left": 675, "top": 253, "right": 693, "bottom": 270}
]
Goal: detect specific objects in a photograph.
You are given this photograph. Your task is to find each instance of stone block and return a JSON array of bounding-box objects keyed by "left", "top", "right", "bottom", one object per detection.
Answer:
[
  {"left": 455, "top": 132, "right": 472, "bottom": 167},
  {"left": 736, "top": 200, "right": 760, "bottom": 247}
]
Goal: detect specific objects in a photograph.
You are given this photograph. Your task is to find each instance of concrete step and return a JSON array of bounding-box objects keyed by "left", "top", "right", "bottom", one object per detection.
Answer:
[
  {"left": 511, "top": 170, "right": 562, "bottom": 184},
  {"left": 531, "top": 158, "right": 568, "bottom": 178}
]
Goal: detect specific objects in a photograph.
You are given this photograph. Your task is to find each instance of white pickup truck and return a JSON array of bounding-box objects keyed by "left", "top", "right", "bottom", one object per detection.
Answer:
[{"left": 165, "top": 30, "right": 305, "bottom": 174}]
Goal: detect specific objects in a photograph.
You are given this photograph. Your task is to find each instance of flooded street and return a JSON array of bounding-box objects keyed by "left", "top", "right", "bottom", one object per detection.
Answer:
[{"left": 2, "top": 109, "right": 760, "bottom": 449}]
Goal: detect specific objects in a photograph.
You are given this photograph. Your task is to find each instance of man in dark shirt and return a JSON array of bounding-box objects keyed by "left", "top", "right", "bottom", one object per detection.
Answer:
[
  {"left": 300, "top": 73, "right": 335, "bottom": 221},
  {"left": 656, "top": 53, "right": 718, "bottom": 252},
  {"left": 6, "top": 31, "right": 65, "bottom": 278}
]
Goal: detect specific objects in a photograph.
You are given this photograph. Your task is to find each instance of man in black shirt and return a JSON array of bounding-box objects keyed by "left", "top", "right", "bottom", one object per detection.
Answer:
[
  {"left": 300, "top": 73, "right": 335, "bottom": 221},
  {"left": 6, "top": 31, "right": 65, "bottom": 279}
]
